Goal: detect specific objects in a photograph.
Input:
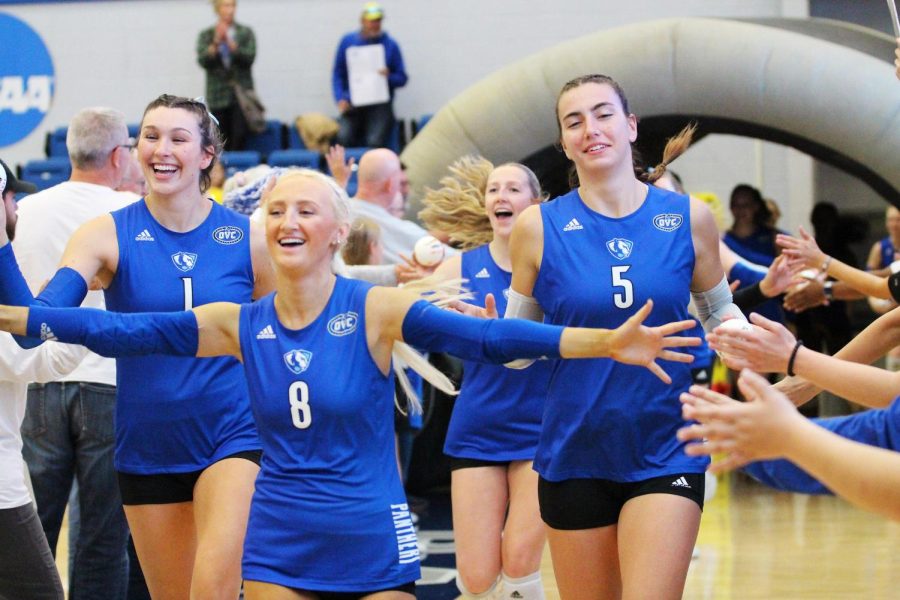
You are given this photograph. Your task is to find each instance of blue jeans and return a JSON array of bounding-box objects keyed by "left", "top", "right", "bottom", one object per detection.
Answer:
[
  {"left": 21, "top": 382, "right": 129, "bottom": 600},
  {"left": 337, "top": 102, "right": 395, "bottom": 148}
]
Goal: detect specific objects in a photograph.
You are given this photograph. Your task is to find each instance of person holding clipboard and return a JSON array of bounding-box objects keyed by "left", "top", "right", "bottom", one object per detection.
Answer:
[{"left": 332, "top": 2, "right": 408, "bottom": 149}]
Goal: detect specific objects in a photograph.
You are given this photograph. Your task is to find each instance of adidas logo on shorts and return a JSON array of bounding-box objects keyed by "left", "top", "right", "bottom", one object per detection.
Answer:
[
  {"left": 256, "top": 325, "right": 276, "bottom": 340},
  {"left": 563, "top": 218, "right": 583, "bottom": 232},
  {"left": 474, "top": 267, "right": 490, "bottom": 278},
  {"left": 134, "top": 229, "right": 155, "bottom": 242},
  {"left": 670, "top": 476, "right": 691, "bottom": 489}
]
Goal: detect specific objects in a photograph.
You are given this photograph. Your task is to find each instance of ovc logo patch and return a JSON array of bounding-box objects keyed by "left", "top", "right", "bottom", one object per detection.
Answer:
[
  {"left": 653, "top": 213, "right": 683, "bottom": 232},
  {"left": 0, "top": 14, "right": 55, "bottom": 147},
  {"left": 605, "top": 238, "right": 633, "bottom": 260},
  {"left": 283, "top": 349, "right": 313, "bottom": 374},
  {"left": 171, "top": 251, "right": 198, "bottom": 272},
  {"left": 327, "top": 312, "right": 358, "bottom": 336},
  {"left": 212, "top": 225, "right": 243, "bottom": 245}
]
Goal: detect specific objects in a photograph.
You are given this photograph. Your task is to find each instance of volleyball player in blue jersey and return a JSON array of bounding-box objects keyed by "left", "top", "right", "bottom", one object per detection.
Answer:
[
  {"left": 501, "top": 75, "right": 745, "bottom": 600},
  {"left": 0, "top": 169, "right": 702, "bottom": 599},
  {"left": 424, "top": 158, "right": 552, "bottom": 600},
  {"left": 0, "top": 95, "right": 276, "bottom": 599}
]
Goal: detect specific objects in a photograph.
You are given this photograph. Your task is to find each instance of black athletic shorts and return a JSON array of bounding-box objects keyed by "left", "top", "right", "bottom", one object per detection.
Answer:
[
  {"left": 691, "top": 365, "right": 712, "bottom": 386},
  {"left": 117, "top": 449, "right": 262, "bottom": 505},
  {"left": 311, "top": 581, "right": 416, "bottom": 599},
  {"left": 538, "top": 472, "right": 705, "bottom": 530},
  {"left": 448, "top": 456, "right": 512, "bottom": 471}
]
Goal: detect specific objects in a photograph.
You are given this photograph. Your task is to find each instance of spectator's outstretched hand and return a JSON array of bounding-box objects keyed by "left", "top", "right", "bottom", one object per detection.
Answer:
[{"left": 325, "top": 145, "right": 355, "bottom": 190}]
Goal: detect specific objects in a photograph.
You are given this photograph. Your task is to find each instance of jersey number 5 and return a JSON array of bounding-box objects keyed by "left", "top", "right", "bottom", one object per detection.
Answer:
[
  {"left": 289, "top": 381, "right": 312, "bottom": 429},
  {"left": 611, "top": 265, "right": 633, "bottom": 309}
]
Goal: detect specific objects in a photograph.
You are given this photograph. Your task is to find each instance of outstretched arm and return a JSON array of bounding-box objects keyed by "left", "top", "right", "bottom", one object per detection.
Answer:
[
  {"left": 711, "top": 309, "right": 900, "bottom": 409},
  {"left": 778, "top": 227, "right": 891, "bottom": 299},
  {"left": 368, "top": 286, "right": 699, "bottom": 385},
  {"left": 679, "top": 370, "right": 900, "bottom": 521},
  {"left": 0, "top": 302, "right": 241, "bottom": 360}
]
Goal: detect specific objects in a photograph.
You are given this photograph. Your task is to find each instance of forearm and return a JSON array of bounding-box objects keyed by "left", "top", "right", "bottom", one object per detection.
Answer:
[
  {"left": 559, "top": 327, "right": 614, "bottom": 359},
  {"left": 828, "top": 259, "right": 890, "bottom": 299},
  {"left": 792, "top": 346, "right": 900, "bottom": 408},
  {"left": 785, "top": 419, "right": 900, "bottom": 520},
  {"left": 25, "top": 306, "right": 198, "bottom": 358},
  {"left": 732, "top": 283, "right": 769, "bottom": 314}
]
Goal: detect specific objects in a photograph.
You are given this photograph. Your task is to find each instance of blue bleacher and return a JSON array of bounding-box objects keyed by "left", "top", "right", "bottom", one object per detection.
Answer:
[
  {"left": 243, "top": 120, "right": 284, "bottom": 159},
  {"left": 127, "top": 123, "right": 141, "bottom": 140},
  {"left": 21, "top": 157, "right": 72, "bottom": 191},
  {"left": 412, "top": 114, "right": 432, "bottom": 137},
  {"left": 286, "top": 124, "right": 306, "bottom": 150},
  {"left": 219, "top": 150, "right": 262, "bottom": 177},
  {"left": 46, "top": 126, "right": 68, "bottom": 157},
  {"left": 267, "top": 149, "right": 322, "bottom": 170}
]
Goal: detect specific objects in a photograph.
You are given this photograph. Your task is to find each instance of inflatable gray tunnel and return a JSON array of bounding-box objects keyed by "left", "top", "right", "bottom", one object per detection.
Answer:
[{"left": 401, "top": 17, "right": 900, "bottom": 205}]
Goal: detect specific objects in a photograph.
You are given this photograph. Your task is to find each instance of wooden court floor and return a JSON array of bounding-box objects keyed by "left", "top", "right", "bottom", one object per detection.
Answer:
[{"left": 56, "top": 473, "right": 900, "bottom": 599}]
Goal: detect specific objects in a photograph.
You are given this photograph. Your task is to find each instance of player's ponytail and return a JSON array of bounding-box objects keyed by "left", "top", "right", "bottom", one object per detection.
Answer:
[{"left": 641, "top": 122, "right": 697, "bottom": 184}]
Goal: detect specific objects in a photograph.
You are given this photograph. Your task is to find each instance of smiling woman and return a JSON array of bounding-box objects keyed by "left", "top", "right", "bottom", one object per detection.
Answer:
[
  {"left": 0, "top": 93, "right": 277, "bottom": 599},
  {"left": 0, "top": 166, "right": 701, "bottom": 600},
  {"left": 500, "top": 73, "right": 743, "bottom": 600}
]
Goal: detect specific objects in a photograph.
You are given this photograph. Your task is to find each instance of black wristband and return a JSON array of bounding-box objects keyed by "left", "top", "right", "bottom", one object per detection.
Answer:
[{"left": 787, "top": 339, "right": 803, "bottom": 377}]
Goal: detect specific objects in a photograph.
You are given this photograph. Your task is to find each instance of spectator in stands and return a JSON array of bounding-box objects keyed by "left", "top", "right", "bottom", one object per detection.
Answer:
[
  {"left": 16, "top": 107, "right": 136, "bottom": 600},
  {"left": 197, "top": 0, "right": 256, "bottom": 151},
  {"left": 332, "top": 2, "right": 408, "bottom": 149},
  {"left": 351, "top": 148, "right": 452, "bottom": 264}
]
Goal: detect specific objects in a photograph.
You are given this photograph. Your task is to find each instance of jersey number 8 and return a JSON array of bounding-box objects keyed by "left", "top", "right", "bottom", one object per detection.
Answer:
[{"left": 289, "top": 381, "right": 312, "bottom": 429}]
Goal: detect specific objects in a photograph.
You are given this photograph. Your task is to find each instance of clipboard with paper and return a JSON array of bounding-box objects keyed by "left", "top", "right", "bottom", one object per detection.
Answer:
[{"left": 347, "top": 44, "right": 390, "bottom": 107}]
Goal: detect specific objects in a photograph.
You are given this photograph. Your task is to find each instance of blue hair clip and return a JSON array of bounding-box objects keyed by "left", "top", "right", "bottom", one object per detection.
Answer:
[{"left": 192, "top": 96, "right": 220, "bottom": 128}]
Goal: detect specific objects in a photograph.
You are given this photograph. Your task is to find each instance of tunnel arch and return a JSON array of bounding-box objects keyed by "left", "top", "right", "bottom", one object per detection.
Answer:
[{"left": 401, "top": 17, "right": 900, "bottom": 204}]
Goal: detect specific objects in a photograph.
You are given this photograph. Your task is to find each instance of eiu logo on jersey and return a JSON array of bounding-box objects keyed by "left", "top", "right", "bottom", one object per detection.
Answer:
[
  {"left": 171, "top": 251, "right": 198, "bottom": 272},
  {"left": 653, "top": 213, "right": 683, "bottom": 232},
  {"left": 327, "top": 311, "right": 358, "bottom": 336},
  {"left": 283, "top": 349, "right": 313, "bottom": 374},
  {"left": 212, "top": 225, "right": 243, "bottom": 245},
  {"left": 606, "top": 238, "right": 633, "bottom": 260}
]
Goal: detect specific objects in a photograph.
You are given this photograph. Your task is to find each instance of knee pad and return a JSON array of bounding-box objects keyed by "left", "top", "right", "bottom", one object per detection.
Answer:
[
  {"left": 501, "top": 571, "right": 545, "bottom": 600},
  {"left": 456, "top": 573, "right": 500, "bottom": 599}
]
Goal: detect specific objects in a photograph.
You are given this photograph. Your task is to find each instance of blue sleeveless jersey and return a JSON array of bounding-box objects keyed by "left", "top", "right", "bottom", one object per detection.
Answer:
[
  {"left": 879, "top": 237, "right": 897, "bottom": 269},
  {"left": 239, "top": 278, "right": 419, "bottom": 591},
  {"left": 444, "top": 244, "right": 552, "bottom": 461},
  {"left": 532, "top": 186, "right": 708, "bottom": 482},
  {"left": 105, "top": 200, "right": 259, "bottom": 473}
]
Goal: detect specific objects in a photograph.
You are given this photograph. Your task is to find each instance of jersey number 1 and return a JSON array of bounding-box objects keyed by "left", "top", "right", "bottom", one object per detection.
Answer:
[
  {"left": 611, "top": 265, "right": 633, "bottom": 309},
  {"left": 289, "top": 381, "right": 312, "bottom": 429},
  {"left": 181, "top": 277, "right": 194, "bottom": 310}
]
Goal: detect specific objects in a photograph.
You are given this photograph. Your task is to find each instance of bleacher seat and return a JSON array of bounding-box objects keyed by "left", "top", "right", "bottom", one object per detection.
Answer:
[
  {"left": 220, "top": 150, "right": 262, "bottom": 177},
  {"left": 243, "top": 120, "right": 284, "bottom": 159},
  {"left": 127, "top": 123, "right": 141, "bottom": 140},
  {"left": 46, "top": 126, "right": 68, "bottom": 157},
  {"left": 286, "top": 125, "right": 306, "bottom": 150},
  {"left": 21, "top": 157, "right": 71, "bottom": 192},
  {"left": 412, "top": 114, "right": 433, "bottom": 137},
  {"left": 267, "top": 149, "right": 322, "bottom": 170}
]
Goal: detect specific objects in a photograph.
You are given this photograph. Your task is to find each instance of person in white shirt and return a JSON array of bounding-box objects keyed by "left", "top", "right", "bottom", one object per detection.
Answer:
[
  {"left": 351, "top": 148, "right": 454, "bottom": 265},
  {"left": 0, "top": 159, "right": 88, "bottom": 600},
  {"left": 14, "top": 108, "right": 137, "bottom": 599}
]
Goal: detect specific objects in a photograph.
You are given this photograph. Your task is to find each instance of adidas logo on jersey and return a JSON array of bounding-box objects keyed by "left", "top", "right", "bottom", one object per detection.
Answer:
[
  {"left": 510, "top": 592, "right": 524, "bottom": 599},
  {"left": 39, "top": 322, "right": 57, "bottom": 341},
  {"left": 671, "top": 476, "right": 691, "bottom": 489},
  {"left": 256, "top": 325, "right": 276, "bottom": 340},
  {"left": 474, "top": 267, "right": 490, "bottom": 278},
  {"left": 134, "top": 229, "right": 154, "bottom": 242},
  {"left": 563, "top": 218, "right": 583, "bottom": 231}
]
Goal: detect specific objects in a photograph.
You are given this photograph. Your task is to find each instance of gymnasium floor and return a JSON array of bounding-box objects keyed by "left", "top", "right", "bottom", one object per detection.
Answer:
[{"left": 56, "top": 474, "right": 900, "bottom": 599}]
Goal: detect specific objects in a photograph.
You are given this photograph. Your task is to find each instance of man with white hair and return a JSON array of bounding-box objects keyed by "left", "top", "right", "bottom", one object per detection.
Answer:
[{"left": 15, "top": 107, "right": 136, "bottom": 599}]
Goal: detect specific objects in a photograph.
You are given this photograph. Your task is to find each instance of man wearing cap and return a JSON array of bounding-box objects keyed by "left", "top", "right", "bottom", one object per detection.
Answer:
[
  {"left": 332, "top": 1, "right": 408, "bottom": 149},
  {"left": 0, "top": 162, "right": 86, "bottom": 599},
  {"left": 12, "top": 108, "right": 136, "bottom": 599}
]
